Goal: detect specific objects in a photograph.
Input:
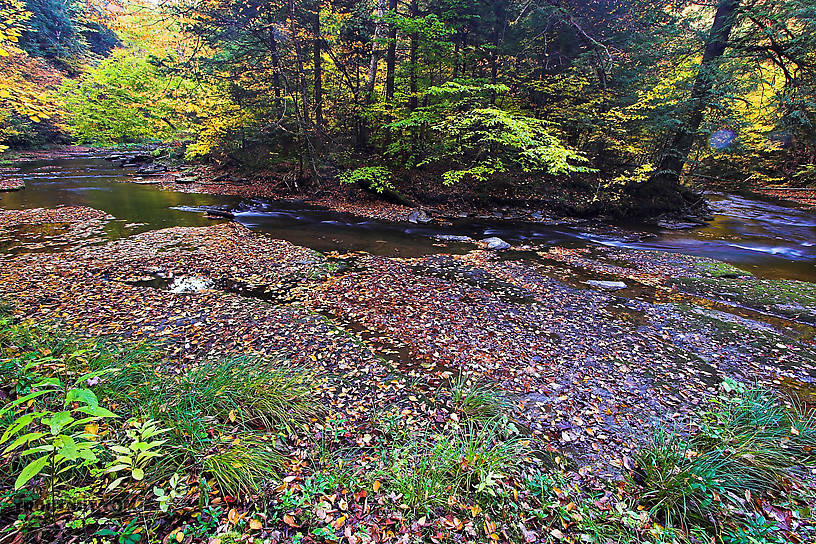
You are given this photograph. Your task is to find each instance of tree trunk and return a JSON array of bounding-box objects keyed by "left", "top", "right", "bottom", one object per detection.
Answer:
[
  {"left": 408, "top": 0, "right": 418, "bottom": 111},
  {"left": 313, "top": 0, "right": 323, "bottom": 127},
  {"left": 489, "top": 0, "right": 506, "bottom": 103},
  {"left": 384, "top": 0, "right": 398, "bottom": 100},
  {"left": 656, "top": 0, "right": 740, "bottom": 184},
  {"left": 366, "top": 0, "right": 387, "bottom": 102}
]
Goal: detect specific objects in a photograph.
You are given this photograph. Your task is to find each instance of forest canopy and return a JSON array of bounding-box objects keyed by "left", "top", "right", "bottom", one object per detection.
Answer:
[{"left": 1, "top": 0, "right": 815, "bottom": 215}]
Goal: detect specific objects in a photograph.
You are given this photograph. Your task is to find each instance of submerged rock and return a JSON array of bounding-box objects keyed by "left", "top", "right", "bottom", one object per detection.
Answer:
[
  {"left": 432, "top": 234, "right": 474, "bottom": 243},
  {"left": 481, "top": 236, "right": 511, "bottom": 250},
  {"left": 586, "top": 280, "right": 627, "bottom": 290}
]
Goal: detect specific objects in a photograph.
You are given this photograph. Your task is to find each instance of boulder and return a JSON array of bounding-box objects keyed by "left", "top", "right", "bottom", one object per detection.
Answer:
[
  {"left": 408, "top": 210, "right": 432, "bottom": 224},
  {"left": 480, "top": 236, "right": 511, "bottom": 250},
  {"left": 136, "top": 163, "right": 168, "bottom": 175}
]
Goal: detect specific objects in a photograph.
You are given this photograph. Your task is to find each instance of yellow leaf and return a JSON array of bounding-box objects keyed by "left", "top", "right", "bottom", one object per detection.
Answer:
[
  {"left": 175, "top": 532, "right": 185, "bottom": 543},
  {"left": 372, "top": 480, "right": 381, "bottom": 492},
  {"left": 249, "top": 519, "right": 262, "bottom": 530},
  {"left": 228, "top": 410, "right": 236, "bottom": 423}
]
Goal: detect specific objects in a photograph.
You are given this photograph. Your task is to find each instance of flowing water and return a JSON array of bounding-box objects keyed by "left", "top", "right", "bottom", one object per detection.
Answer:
[{"left": 1, "top": 155, "right": 815, "bottom": 281}]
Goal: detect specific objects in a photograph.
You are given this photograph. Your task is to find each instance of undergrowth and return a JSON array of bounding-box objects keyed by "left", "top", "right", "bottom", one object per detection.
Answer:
[{"left": 1, "top": 308, "right": 814, "bottom": 543}]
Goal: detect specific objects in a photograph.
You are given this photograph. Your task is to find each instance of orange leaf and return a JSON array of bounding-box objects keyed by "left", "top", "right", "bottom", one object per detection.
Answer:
[
  {"left": 249, "top": 519, "right": 262, "bottom": 530},
  {"left": 372, "top": 480, "right": 381, "bottom": 493}
]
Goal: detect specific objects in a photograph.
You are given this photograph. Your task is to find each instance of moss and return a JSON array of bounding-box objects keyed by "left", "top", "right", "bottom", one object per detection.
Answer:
[
  {"left": 672, "top": 277, "right": 816, "bottom": 325},
  {"left": 696, "top": 261, "right": 752, "bottom": 278}
]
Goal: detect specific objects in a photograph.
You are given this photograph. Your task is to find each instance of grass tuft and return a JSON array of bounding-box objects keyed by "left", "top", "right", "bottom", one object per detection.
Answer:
[
  {"left": 201, "top": 433, "right": 283, "bottom": 498},
  {"left": 449, "top": 374, "right": 512, "bottom": 423},
  {"left": 377, "top": 421, "right": 527, "bottom": 513},
  {"left": 633, "top": 379, "right": 816, "bottom": 528}
]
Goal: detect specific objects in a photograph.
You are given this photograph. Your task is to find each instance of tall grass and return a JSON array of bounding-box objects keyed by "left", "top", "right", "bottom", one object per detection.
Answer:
[
  {"left": 449, "top": 374, "right": 512, "bottom": 423},
  {"left": 165, "top": 357, "right": 318, "bottom": 431},
  {"left": 633, "top": 380, "right": 816, "bottom": 528},
  {"left": 201, "top": 433, "right": 283, "bottom": 497}
]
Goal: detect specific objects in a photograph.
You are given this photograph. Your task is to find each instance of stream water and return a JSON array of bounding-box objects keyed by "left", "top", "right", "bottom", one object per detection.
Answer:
[{"left": 1, "top": 155, "right": 815, "bottom": 282}]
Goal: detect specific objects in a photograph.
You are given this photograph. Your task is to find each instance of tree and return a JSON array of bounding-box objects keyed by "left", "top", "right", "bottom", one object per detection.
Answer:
[{"left": 655, "top": 0, "right": 741, "bottom": 187}]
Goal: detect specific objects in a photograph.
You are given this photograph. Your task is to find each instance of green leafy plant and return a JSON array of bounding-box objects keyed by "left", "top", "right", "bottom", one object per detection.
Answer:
[
  {"left": 0, "top": 371, "right": 118, "bottom": 509},
  {"left": 153, "top": 472, "right": 188, "bottom": 513},
  {"left": 105, "top": 418, "right": 169, "bottom": 490}
]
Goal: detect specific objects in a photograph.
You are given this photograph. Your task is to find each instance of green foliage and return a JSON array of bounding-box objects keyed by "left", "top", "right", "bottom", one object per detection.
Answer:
[
  {"left": 105, "top": 418, "right": 169, "bottom": 490},
  {"left": 0, "top": 368, "right": 118, "bottom": 508},
  {"left": 201, "top": 433, "right": 281, "bottom": 497},
  {"left": 153, "top": 472, "right": 187, "bottom": 513},
  {"left": 338, "top": 166, "right": 394, "bottom": 193},
  {"left": 154, "top": 356, "right": 318, "bottom": 435},
  {"left": 432, "top": 108, "right": 592, "bottom": 184},
  {"left": 58, "top": 49, "right": 194, "bottom": 145},
  {"left": 448, "top": 374, "right": 512, "bottom": 423},
  {"left": 0, "top": 306, "right": 316, "bottom": 533}
]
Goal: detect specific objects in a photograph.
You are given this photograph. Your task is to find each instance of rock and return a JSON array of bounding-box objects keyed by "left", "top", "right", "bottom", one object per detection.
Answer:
[
  {"left": 136, "top": 163, "right": 167, "bottom": 175},
  {"left": 408, "top": 210, "right": 431, "bottom": 224},
  {"left": 204, "top": 209, "right": 235, "bottom": 219},
  {"left": 432, "top": 234, "right": 474, "bottom": 243},
  {"left": 586, "top": 280, "right": 627, "bottom": 290},
  {"left": 175, "top": 176, "right": 199, "bottom": 184},
  {"left": 656, "top": 219, "right": 700, "bottom": 230},
  {"left": 120, "top": 154, "right": 153, "bottom": 167},
  {"left": 480, "top": 236, "right": 511, "bottom": 250}
]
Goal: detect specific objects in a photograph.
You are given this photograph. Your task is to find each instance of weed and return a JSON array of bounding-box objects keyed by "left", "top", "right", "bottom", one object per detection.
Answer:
[
  {"left": 201, "top": 433, "right": 282, "bottom": 497},
  {"left": 377, "top": 421, "right": 526, "bottom": 514},
  {"left": 449, "top": 374, "right": 512, "bottom": 423}
]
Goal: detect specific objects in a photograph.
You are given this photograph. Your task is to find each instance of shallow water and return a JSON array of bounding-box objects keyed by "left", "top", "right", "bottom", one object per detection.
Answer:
[{"left": 1, "top": 156, "right": 815, "bottom": 281}]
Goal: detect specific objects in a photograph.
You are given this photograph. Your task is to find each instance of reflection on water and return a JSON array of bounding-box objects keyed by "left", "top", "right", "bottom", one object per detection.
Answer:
[
  {"left": 1, "top": 157, "right": 815, "bottom": 281},
  {"left": 624, "top": 194, "right": 816, "bottom": 281}
]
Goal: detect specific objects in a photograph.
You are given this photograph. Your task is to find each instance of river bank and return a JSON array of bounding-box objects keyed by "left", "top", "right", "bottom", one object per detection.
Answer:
[{"left": 1, "top": 146, "right": 707, "bottom": 227}]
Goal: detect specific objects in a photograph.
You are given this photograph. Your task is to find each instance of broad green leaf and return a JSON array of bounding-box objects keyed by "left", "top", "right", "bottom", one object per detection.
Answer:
[
  {"left": 48, "top": 411, "right": 74, "bottom": 435},
  {"left": 0, "top": 390, "right": 52, "bottom": 419},
  {"left": 76, "top": 405, "right": 118, "bottom": 419},
  {"left": 15, "top": 455, "right": 49, "bottom": 489},
  {"left": 65, "top": 388, "right": 98, "bottom": 408},
  {"left": 2, "top": 432, "right": 44, "bottom": 454},
  {"left": 57, "top": 435, "right": 79, "bottom": 460}
]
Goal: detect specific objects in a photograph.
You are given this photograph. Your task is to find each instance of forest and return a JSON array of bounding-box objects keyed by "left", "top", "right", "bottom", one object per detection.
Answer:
[
  {"left": 1, "top": 0, "right": 815, "bottom": 216},
  {"left": 1, "top": 1, "right": 816, "bottom": 544}
]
